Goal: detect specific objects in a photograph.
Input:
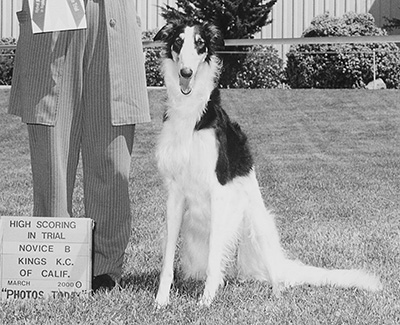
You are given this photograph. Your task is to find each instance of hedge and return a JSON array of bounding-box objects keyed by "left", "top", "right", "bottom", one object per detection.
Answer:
[
  {"left": 232, "top": 45, "right": 285, "bottom": 89},
  {"left": 286, "top": 13, "right": 400, "bottom": 89},
  {"left": 0, "top": 38, "right": 16, "bottom": 86}
]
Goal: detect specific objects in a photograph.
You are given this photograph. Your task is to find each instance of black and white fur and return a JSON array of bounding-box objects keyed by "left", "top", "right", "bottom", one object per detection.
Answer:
[{"left": 153, "top": 21, "right": 382, "bottom": 307}]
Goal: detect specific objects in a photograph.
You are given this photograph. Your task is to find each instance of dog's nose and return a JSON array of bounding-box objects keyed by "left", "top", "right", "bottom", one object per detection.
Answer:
[{"left": 180, "top": 67, "right": 193, "bottom": 79}]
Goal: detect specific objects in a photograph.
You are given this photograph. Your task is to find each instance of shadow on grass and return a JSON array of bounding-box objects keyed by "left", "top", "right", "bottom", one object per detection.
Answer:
[{"left": 122, "top": 269, "right": 205, "bottom": 300}]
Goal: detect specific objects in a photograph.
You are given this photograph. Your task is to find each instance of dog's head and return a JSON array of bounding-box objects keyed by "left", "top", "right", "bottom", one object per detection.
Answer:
[{"left": 154, "top": 21, "right": 223, "bottom": 95}]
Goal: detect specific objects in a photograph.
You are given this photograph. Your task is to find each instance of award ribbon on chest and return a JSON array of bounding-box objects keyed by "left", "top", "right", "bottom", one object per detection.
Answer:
[
  {"left": 29, "top": 0, "right": 87, "bottom": 33},
  {"left": 66, "top": 0, "right": 85, "bottom": 27},
  {"left": 31, "top": 0, "right": 47, "bottom": 32}
]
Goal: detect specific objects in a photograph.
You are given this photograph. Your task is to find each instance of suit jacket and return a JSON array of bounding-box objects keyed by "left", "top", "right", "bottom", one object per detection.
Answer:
[{"left": 8, "top": 0, "right": 150, "bottom": 126}]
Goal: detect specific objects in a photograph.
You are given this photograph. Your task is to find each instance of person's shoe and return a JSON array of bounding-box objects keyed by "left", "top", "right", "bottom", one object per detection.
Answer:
[{"left": 92, "top": 274, "right": 116, "bottom": 292}]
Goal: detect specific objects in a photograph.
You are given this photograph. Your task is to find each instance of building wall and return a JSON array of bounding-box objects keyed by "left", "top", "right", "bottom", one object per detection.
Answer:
[
  {"left": 1, "top": 0, "right": 399, "bottom": 40},
  {"left": 0, "top": 0, "right": 22, "bottom": 39}
]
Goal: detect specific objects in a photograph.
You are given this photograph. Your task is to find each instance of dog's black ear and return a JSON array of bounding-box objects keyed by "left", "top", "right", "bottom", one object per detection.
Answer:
[
  {"left": 154, "top": 23, "right": 175, "bottom": 42},
  {"left": 202, "top": 23, "right": 225, "bottom": 50}
]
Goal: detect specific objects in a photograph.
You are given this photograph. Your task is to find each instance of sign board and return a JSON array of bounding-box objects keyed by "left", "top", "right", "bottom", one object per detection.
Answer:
[
  {"left": 28, "top": 0, "right": 87, "bottom": 34},
  {"left": 0, "top": 216, "right": 93, "bottom": 300}
]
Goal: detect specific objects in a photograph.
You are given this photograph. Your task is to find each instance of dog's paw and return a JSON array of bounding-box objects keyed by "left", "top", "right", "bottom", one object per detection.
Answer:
[
  {"left": 155, "top": 294, "right": 170, "bottom": 308},
  {"left": 198, "top": 291, "right": 215, "bottom": 307},
  {"left": 272, "top": 282, "right": 283, "bottom": 298}
]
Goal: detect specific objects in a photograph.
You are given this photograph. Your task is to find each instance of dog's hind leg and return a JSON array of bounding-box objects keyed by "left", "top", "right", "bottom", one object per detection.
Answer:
[
  {"left": 248, "top": 206, "right": 287, "bottom": 295},
  {"left": 155, "top": 183, "right": 185, "bottom": 307},
  {"left": 237, "top": 171, "right": 287, "bottom": 294}
]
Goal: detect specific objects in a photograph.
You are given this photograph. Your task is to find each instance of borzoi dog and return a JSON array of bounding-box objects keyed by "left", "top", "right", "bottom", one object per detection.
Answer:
[{"left": 153, "top": 21, "right": 382, "bottom": 307}]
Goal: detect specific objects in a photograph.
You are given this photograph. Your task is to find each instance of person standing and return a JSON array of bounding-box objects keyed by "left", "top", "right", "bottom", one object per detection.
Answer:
[{"left": 8, "top": 0, "right": 150, "bottom": 291}]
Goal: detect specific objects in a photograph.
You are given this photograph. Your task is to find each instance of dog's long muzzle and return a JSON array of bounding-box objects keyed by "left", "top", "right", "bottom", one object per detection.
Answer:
[{"left": 179, "top": 67, "right": 193, "bottom": 95}]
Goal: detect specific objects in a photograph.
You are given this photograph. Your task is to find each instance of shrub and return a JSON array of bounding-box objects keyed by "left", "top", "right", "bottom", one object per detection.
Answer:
[
  {"left": 232, "top": 45, "right": 285, "bottom": 88},
  {"left": 0, "top": 38, "right": 16, "bottom": 85},
  {"left": 142, "top": 30, "right": 164, "bottom": 87},
  {"left": 286, "top": 12, "right": 400, "bottom": 89}
]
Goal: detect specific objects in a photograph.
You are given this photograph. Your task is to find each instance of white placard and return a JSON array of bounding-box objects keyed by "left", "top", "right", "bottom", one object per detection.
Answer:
[{"left": 0, "top": 216, "right": 93, "bottom": 300}]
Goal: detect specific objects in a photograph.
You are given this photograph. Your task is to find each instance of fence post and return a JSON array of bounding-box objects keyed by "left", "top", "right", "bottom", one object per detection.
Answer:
[{"left": 372, "top": 49, "right": 376, "bottom": 89}]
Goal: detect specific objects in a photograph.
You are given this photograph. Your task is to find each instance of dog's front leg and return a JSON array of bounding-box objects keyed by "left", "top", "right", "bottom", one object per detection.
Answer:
[
  {"left": 199, "top": 187, "right": 238, "bottom": 307},
  {"left": 155, "top": 184, "right": 185, "bottom": 307}
]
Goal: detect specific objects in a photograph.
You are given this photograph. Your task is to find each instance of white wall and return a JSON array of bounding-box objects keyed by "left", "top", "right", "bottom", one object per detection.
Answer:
[
  {"left": 1, "top": 0, "right": 399, "bottom": 40},
  {"left": 0, "top": 0, "right": 22, "bottom": 39}
]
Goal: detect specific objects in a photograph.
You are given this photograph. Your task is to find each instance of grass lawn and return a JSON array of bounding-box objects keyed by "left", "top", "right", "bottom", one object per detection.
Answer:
[{"left": 1, "top": 88, "right": 399, "bottom": 324}]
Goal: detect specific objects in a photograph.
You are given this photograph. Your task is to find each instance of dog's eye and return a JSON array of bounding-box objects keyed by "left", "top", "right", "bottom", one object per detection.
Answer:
[
  {"left": 195, "top": 39, "right": 205, "bottom": 49},
  {"left": 173, "top": 38, "right": 183, "bottom": 51}
]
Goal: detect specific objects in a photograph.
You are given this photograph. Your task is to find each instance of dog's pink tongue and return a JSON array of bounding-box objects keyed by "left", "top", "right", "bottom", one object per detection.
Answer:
[{"left": 179, "top": 77, "right": 192, "bottom": 95}]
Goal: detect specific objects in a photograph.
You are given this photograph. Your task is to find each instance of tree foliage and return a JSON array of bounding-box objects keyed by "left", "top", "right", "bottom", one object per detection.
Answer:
[{"left": 160, "top": 0, "right": 277, "bottom": 39}]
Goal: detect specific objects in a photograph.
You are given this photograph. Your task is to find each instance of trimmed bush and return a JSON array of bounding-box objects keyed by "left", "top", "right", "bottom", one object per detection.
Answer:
[
  {"left": 142, "top": 30, "right": 164, "bottom": 87},
  {"left": 286, "top": 13, "right": 400, "bottom": 89},
  {"left": 232, "top": 45, "right": 285, "bottom": 89},
  {"left": 0, "top": 38, "right": 16, "bottom": 85}
]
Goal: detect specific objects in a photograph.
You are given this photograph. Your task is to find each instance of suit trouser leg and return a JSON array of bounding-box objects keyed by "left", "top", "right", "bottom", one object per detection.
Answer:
[
  {"left": 28, "top": 107, "right": 135, "bottom": 281},
  {"left": 81, "top": 0, "right": 135, "bottom": 280},
  {"left": 27, "top": 120, "right": 81, "bottom": 219},
  {"left": 81, "top": 117, "right": 135, "bottom": 280},
  {"left": 28, "top": 98, "right": 135, "bottom": 281},
  {"left": 27, "top": 32, "right": 83, "bottom": 219}
]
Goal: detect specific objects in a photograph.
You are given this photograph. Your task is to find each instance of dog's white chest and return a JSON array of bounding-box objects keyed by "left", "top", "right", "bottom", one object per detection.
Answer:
[{"left": 156, "top": 119, "right": 219, "bottom": 187}]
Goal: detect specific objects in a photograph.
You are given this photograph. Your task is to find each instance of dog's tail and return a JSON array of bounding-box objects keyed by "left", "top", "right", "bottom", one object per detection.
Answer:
[
  {"left": 277, "top": 259, "right": 382, "bottom": 291},
  {"left": 237, "top": 171, "right": 382, "bottom": 293}
]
